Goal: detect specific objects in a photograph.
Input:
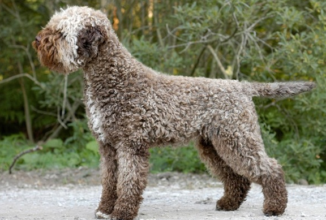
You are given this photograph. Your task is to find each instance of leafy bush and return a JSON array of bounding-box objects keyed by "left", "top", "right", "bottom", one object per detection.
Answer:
[
  {"left": 0, "top": 120, "right": 99, "bottom": 171},
  {"left": 0, "top": 0, "right": 326, "bottom": 183},
  {"left": 0, "top": 134, "right": 33, "bottom": 171},
  {"left": 150, "top": 143, "right": 206, "bottom": 173},
  {"left": 261, "top": 123, "right": 326, "bottom": 184}
]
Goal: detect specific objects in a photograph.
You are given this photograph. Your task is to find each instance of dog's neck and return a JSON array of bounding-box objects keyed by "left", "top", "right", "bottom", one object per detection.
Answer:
[{"left": 82, "top": 38, "right": 152, "bottom": 91}]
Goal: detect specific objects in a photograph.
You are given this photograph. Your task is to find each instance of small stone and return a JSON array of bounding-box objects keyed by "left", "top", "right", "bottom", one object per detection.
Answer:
[{"left": 297, "top": 179, "right": 309, "bottom": 185}]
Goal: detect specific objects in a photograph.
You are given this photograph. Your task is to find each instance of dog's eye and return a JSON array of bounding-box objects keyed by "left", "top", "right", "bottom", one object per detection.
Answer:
[{"left": 84, "top": 41, "right": 91, "bottom": 47}]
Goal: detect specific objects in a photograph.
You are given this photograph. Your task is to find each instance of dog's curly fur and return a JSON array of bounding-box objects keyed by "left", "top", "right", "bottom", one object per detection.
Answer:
[{"left": 33, "top": 6, "right": 315, "bottom": 220}]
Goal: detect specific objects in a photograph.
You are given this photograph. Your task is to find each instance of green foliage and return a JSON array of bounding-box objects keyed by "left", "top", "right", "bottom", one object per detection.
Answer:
[
  {"left": 131, "top": 0, "right": 326, "bottom": 183},
  {"left": 0, "top": 120, "right": 99, "bottom": 171},
  {"left": 261, "top": 123, "right": 326, "bottom": 184},
  {"left": 150, "top": 143, "right": 206, "bottom": 173},
  {"left": 0, "top": 0, "right": 326, "bottom": 183},
  {"left": 124, "top": 36, "right": 184, "bottom": 74},
  {"left": 0, "top": 134, "right": 32, "bottom": 170}
]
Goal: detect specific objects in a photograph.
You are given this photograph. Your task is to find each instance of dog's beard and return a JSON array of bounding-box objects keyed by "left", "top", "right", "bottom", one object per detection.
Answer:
[{"left": 32, "top": 29, "right": 79, "bottom": 74}]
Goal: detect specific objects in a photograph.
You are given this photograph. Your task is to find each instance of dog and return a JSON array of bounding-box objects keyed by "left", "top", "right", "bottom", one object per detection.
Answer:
[{"left": 32, "top": 6, "right": 315, "bottom": 220}]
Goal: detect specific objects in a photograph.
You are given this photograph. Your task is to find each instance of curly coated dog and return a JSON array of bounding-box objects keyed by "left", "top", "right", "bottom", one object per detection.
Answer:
[{"left": 33, "top": 6, "right": 315, "bottom": 220}]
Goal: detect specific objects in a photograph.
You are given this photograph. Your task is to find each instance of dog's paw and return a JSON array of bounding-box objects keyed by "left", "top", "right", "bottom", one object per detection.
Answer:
[
  {"left": 263, "top": 199, "right": 286, "bottom": 216},
  {"left": 263, "top": 207, "right": 285, "bottom": 217},
  {"left": 95, "top": 210, "right": 111, "bottom": 219},
  {"left": 264, "top": 210, "right": 280, "bottom": 217},
  {"left": 216, "top": 197, "right": 241, "bottom": 211}
]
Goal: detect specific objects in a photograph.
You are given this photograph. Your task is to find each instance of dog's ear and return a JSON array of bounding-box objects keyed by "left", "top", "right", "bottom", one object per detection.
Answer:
[{"left": 77, "top": 26, "right": 105, "bottom": 61}]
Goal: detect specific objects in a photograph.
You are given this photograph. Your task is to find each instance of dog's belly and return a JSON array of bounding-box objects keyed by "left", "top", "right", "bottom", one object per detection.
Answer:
[{"left": 146, "top": 120, "right": 200, "bottom": 147}]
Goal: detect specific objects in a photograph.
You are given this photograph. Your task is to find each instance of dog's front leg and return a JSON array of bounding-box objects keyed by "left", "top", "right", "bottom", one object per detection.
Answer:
[
  {"left": 95, "top": 143, "right": 118, "bottom": 219},
  {"left": 110, "top": 144, "right": 150, "bottom": 220}
]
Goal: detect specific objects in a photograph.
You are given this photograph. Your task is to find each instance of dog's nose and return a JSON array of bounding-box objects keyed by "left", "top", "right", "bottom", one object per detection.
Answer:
[
  {"left": 33, "top": 35, "right": 41, "bottom": 49},
  {"left": 35, "top": 35, "right": 41, "bottom": 43}
]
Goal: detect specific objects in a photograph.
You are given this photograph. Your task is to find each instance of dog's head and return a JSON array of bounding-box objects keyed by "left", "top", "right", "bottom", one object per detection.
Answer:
[{"left": 32, "top": 6, "right": 110, "bottom": 74}]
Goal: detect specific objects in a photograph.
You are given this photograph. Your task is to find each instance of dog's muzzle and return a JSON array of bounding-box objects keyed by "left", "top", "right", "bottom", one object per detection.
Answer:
[{"left": 33, "top": 35, "right": 41, "bottom": 50}]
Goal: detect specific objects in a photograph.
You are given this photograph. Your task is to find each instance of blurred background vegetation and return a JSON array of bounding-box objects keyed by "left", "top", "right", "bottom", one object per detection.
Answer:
[{"left": 0, "top": 0, "right": 325, "bottom": 184}]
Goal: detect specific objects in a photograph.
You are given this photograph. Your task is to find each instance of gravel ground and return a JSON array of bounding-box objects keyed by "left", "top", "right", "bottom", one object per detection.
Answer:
[{"left": 0, "top": 169, "right": 325, "bottom": 220}]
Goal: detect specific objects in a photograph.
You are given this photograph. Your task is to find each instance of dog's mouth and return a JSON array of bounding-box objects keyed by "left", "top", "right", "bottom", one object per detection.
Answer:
[
  {"left": 32, "top": 28, "right": 80, "bottom": 74},
  {"left": 32, "top": 32, "right": 66, "bottom": 73},
  {"left": 32, "top": 29, "right": 56, "bottom": 52}
]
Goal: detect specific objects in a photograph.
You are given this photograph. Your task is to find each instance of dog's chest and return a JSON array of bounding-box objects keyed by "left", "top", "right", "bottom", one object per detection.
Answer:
[{"left": 84, "top": 78, "right": 106, "bottom": 142}]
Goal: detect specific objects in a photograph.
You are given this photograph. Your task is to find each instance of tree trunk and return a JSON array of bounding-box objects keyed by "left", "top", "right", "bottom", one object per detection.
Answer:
[{"left": 18, "top": 62, "right": 34, "bottom": 143}]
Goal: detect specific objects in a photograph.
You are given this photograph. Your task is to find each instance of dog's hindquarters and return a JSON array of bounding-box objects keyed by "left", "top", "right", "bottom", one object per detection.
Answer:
[
  {"left": 197, "top": 94, "right": 287, "bottom": 216},
  {"left": 196, "top": 138, "right": 251, "bottom": 211}
]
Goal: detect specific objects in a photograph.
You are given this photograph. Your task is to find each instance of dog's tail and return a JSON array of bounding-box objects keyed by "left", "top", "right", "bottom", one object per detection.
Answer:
[{"left": 246, "top": 81, "right": 316, "bottom": 98}]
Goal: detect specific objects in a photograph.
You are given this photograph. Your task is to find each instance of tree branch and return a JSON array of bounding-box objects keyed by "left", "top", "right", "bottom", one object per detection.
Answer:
[
  {"left": 9, "top": 144, "right": 43, "bottom": 174},
  {"left": 207, "top": 45, "right": 228, "bottom": 79},
  {"left": 190, "top": 45, "right": 206, "bottom": 76},
  {"left": 0, "top": 73, "right": 45, "bottom": 89}
]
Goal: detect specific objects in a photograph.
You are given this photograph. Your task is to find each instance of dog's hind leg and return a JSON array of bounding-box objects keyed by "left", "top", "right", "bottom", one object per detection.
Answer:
[
  {"left": 196, "top": 138, "right": 251, "bottom": 211},
  {"left": 110, "top": 144, "right": 150, "bottom": 220},
  {"left": 95, "top": 143, "right": 118, "bottom": 219},
  {"left": 211, "top": 125, "right": 287, "bottom": 216}
]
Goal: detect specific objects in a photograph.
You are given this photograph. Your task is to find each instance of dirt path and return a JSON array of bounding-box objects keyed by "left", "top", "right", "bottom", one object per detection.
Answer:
[{"left": 0, "top": 169, "right": 325, "bottom": 220}]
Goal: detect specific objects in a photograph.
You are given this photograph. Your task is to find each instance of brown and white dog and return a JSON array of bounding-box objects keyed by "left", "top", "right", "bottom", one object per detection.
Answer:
[{"left": 33, "top": 6, "right": 315, "bottom": 220}]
